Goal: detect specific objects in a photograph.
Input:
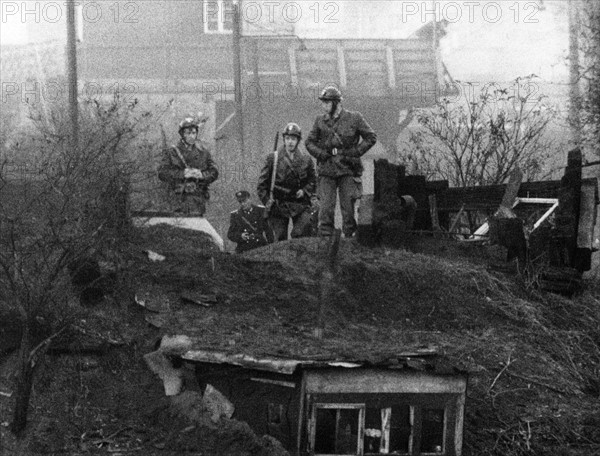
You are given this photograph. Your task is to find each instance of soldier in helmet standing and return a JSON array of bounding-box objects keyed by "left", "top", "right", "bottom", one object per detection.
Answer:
[
  {"left": 305, "top": 87, "right": 377, "bottom": 237},
  {"left": 257, "top": 123, "right": 317, "bottom": 241},
  {"left": 158, "top": 116, "right": 219, "bottom": 216}
]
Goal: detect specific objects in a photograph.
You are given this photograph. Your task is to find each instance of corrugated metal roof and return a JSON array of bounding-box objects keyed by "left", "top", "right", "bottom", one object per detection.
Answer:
[{"left": 181, "top": 347, "right": 453, "bottom": 375}]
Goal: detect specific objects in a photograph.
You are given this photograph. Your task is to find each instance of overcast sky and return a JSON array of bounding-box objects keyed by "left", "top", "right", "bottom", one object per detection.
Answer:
[{"left": 1, "top": 0, "right": 571, "bottom": 83}]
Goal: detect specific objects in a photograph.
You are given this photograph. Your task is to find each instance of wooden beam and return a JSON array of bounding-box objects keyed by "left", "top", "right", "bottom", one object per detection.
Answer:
[
  {"left": 429, "top": 194, "right": 441, "bottom": 231},
  {"left": 337, "top": 43, "right": 347, "bottom": 88},
  {"left": 232, "top": 3, "right": 244, "bottom": 156},
  {"left": 449, "top": 204, "right": 465, "bottom": 233},
  {"left": 495, "top": 166, "right": 523, "bottom": 217},
  {"left": 386, "top": 46, "right": 396, "bottom": 90},
  {"left": 314, "top": 230, "right": 341, "bottom": 339},
  {"left": 288, "top": 46, "right": 298, "bottom": 86},
  {"left": 577, "top": 180, "right": 598, "bottom": 249}
]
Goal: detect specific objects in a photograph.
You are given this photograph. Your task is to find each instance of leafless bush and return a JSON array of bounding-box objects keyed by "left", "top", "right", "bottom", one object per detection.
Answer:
[
  {"left": 402, "top": 76, "right": 558, "bottom": 187},
  {"left": 0, "top": 92, "right": 161, "bottom": 437}
]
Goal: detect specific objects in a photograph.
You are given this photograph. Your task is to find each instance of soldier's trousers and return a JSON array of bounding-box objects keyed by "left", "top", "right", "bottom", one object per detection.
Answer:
[
  {"left": 317, "top": 175, "right": 360, "bottom": 237},
  {"left": 269, "top": 210, "right": 313, "bottom": 241},
  {"left": 172, "top": 192, "right": 207, "bottom": 216}
]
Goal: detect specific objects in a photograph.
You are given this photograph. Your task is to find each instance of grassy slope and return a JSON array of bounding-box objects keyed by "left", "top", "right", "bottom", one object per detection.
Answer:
[{"left": 1, "top": 226, "right": 599, "bottom": 455}]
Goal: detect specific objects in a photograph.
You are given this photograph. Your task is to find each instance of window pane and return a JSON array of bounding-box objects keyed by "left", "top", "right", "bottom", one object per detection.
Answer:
[
  {"left": 315, "top": 408, "right": 337, "bottom": 454},
  {"left": 364, "top": 408, "right": 382, "bottom": 454},
  {"left": 421, "top": 408, "right": 445, "bottom": 453},
  {"left": 389, "top": 405, "right": 412, "bottom": 454},
  {"left": 337, "top": 409, "right": 360, "bottom": 454},
  {"left": 314, "top": 408, "right": 360, "bottom": 455},
  {"left": 268, "top": 403, "right": 282, "bottom": 424}
]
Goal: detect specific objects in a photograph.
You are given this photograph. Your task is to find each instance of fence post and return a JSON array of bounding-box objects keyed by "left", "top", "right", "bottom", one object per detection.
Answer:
[{"left": 314, "top": 229, "right": 341, "bottom": 339}]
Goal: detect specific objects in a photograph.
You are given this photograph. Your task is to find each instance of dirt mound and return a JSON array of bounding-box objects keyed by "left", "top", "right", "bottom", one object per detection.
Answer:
[{"left": 2, "top": 226, "right": 600, "bottom": 455}]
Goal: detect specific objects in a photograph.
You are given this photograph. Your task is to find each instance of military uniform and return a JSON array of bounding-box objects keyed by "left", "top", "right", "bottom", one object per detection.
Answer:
[
  {"left": 157, "top": 140, "right": 219, "bottom": 216},
  {"left": 305, "top": 107, "right": 376, "bottom": 237},
  {"left": 227, "top": 204, "right": 272, "bottom": 253},
  {"left": 257, "top": 146, "right": 317, "bottom": 241}
]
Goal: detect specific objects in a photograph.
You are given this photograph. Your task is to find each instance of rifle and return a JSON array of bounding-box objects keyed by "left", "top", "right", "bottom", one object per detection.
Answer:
[
  {"left": 161, "top": 124, "right": 200, "bottom": 194},
  {"left": 160, "top": 124, "right": 168, "bottom": 151},
  {"left": 239, "top": 213, "right": 268, "bottom": 244},
  {"left": 265, "top": 132, "right": 279, "bottom": 216}
]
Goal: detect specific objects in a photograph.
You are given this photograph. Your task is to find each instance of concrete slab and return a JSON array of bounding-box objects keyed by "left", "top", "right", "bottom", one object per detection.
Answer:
[{"left": 132, "top": 215, "right": 225, "bottom": 251}]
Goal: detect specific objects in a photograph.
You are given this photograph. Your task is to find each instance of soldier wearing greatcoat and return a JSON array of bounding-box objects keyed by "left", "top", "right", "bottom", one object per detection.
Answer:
[
  {"left": 158, "top": 116, "right": 219, "bottom": 216},
  {"left": 257, "top": 123, "right": 317, "bottom": 241}
]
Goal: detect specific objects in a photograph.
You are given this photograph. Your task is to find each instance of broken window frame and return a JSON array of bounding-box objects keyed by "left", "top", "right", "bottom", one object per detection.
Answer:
[
  {"left": 268, "top": 402, "right": 284, "bottom": 425},
  {"left": 371, "top": 405, "right": 415, "bottom": 455},
  {"left": 419, "top": 407, "right": 447, "bottom": 455},
  {"left": 309, "top": 402, "right": 451, "bottom": 456},
  {"left": 470, "top": 197, "right": 559, "bottom": 239},
  {"left": 310, "top": 403, "right": 365, "bottom": 456}
]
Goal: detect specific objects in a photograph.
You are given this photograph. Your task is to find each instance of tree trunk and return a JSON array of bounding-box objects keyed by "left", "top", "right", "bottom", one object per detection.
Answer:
[{"left": 11, "top": 313, "right": 33, "bottom": 437}]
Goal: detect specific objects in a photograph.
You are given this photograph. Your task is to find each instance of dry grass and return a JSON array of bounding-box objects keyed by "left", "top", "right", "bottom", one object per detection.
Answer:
[{"left": 2, "top": 226, "right": 599, "bottom": 455}]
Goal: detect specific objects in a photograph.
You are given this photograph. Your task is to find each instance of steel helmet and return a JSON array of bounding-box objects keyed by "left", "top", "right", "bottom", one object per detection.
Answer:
[
  {"left": 318, "top": 86, "right": 342, "bottom": 102},
  {"left": 282, "top": 122, "right": 302, "bottom": 139},
  {"left": 178, "top": 117, "right": 199, "bottom": 134}
]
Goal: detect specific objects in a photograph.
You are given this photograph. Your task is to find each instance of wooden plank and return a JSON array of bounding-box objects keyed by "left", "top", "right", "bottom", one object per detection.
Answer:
[
  {"left": 358, "top": 408, "right": 365, "bottom": 455},
  {"left": 297, "top": 376, "right": 307, "bottom": 454},
  {"left": 386, "top": 46, "right": 396, "bottom": 89},
  {"left": 337, "top": 44, "right": 347, "bottom": 89},
  {"left": 499, "top": 167, "right": 524, "bottom": 210},
  {"left": 577, "top": 180, "right": 598, "bottom": 249},
  {"left": 345, "top": 49, "right": 385, "bottom": 62},
  {"left": 333, "top": 39, "right": 430, "bottom": 51},
  {"left": 429, "top": 194, "right": 441, "bottom": 230},
  {"left": 357, "top": 194, "right": 377, "bottom": 246},
  {"left": 288, "top": 46, "right": 298, "bottom": 86},
  {"left": 358, "top": 194, "right": 374, "bottom": 226},
  {"left": 256, "top": 37, "right": 430, "bottom": 52},
  {"left": 346, "top": 60, "right": 386, "bottom": 72},
  {"left": 381, "top": 408, "right": 392, "bottom": 454},
  {"left": 333, "top": 40, "right": 387, "bottom": 50},
  {"left": 394, "top": 52, "right": 435, "bottom": 63},
  {"left": 436, "top": 180, "right": 570, "bottom": 212},
  {"left": 314, "top": 230, "right": 341, "bottom": 339},
  {"left": 449, "top": 204, "right": 465, "bottom": 233}
]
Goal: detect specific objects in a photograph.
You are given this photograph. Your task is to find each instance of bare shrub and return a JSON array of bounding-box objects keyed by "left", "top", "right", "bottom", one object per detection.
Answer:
[
  {"left": 402, "top": 76, "right": 558, "bottom": 187},
  {"left": 0, "top": 92, "right": 160, "bottom": 436}
]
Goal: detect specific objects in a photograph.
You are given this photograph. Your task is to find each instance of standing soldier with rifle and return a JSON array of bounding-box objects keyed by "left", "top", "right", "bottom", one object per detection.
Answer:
[
  {"left": 257, "top": 123, "right": 317, "bottom": 241},
  {"left": 158, "top": 116, "right": 219, "bottom": 216},
  {"left": 305, "top": 87, "right": 377, "bottom": 238}
]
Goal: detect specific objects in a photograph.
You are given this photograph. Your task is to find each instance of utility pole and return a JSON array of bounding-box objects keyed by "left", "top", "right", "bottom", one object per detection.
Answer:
[
  {"left": 252, "top": 38, "right": 263, "bottom": 158},
  {"left": 568, "top": 0, "right": 582, "bottom": 146},
  {"left": 66, "top": 0, "right": 79, "bottom": 153},
  {"left": 232, "top": 1, "right": 244, "bottom": 157},
  {"left": 432, "top": 0, "right": 438, "bottom": 101}
]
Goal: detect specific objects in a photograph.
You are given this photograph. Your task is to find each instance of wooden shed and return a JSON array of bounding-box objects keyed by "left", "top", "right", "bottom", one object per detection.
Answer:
[{"left": 184, "top": 349, "right": 467, "bottom": 456}]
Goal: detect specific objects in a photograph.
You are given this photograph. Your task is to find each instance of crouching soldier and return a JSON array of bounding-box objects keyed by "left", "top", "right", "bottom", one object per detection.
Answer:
[
  {"left": 227, "top": 190, "right": 273, "bottom": 253},
  {"left": 257, "top": 123, "right": 317, "bottom": 241},
  {"left": 158, "top": 116, "right": 219, "bottom": 216}
]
